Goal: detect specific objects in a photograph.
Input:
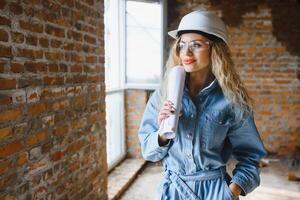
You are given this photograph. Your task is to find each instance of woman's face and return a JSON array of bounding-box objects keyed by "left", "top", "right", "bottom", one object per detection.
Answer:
[{"left": 178, "top": 33, "right": 210, "bottom": 73}]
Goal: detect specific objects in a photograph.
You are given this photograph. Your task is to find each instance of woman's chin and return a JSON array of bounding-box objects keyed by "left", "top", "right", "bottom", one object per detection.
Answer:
[
  {"left": 183, "top": 65, "right": 193, "bottom": 72},
  {"left": 183, "top": 66, "right": 197, "bottom": 73},
  {"left": 183, "top": 64, "right": 209, "bottom": 73}
]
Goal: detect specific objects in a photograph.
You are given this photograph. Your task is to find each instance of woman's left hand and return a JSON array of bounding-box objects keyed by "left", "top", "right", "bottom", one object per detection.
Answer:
[{"left": 229, "top": 183, "right": 241, "bottom": 198}]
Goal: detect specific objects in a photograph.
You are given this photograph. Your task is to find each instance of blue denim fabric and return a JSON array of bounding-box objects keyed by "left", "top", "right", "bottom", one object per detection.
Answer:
[{"left": 138, "top": 79, "right": 267, "bottom": 199}]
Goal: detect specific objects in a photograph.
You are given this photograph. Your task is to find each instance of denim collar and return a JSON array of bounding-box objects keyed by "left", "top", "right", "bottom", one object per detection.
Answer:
[{"left": 184, "top": 78, "right": 219, "bottom": 97}]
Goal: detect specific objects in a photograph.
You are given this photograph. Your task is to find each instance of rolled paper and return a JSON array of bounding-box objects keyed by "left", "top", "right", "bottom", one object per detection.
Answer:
[{"left": 159, "top": 65, "right": 186, "bottom": 139}]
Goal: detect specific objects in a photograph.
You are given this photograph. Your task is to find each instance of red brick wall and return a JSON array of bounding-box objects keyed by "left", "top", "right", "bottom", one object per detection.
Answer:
[
  {"left": 125, "top": 90, "right": 149, "bottom": 158},
  {"left": 167, "top": 0, "right": 300, "bottom": 156},
  {"left": 0, "top": 0, "right": 107, "bottom": 199}
]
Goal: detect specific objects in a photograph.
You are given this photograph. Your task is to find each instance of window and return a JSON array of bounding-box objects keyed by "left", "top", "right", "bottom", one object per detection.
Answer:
[
  {"left": 104, "top": 0, "right": 165, "bottom": 170},
  {"left": 125, "top": 0, "right": 166, "bottom": 89}
]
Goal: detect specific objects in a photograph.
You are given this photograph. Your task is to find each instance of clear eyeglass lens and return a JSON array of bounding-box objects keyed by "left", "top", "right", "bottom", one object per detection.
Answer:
[{"left": 178, "top": 41, "right": 209, "bottom": 53}]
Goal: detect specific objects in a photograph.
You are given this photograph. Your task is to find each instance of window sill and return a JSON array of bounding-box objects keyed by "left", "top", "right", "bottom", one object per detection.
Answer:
[{"left": 108, "top": 158, "right": 147, "bottom": 200}]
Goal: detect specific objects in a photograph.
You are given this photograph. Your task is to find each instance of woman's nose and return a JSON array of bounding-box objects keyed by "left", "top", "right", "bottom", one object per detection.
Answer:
[{"left": 182, "top": 46, "right": 193, "bottom": 56}]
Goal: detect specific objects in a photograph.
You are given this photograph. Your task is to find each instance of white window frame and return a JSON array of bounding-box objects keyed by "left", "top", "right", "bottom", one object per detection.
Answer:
[
  {"left": 104, "top": 0, "right": 167, "bottom": 170},
  {"left": 105, "top": 0, "right": 126, "bottom": 171}
]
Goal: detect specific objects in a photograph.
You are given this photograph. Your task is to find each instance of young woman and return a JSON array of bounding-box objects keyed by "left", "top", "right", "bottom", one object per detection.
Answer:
[{"left": 138, "top": 10, "right": 267, "bottom": 200}]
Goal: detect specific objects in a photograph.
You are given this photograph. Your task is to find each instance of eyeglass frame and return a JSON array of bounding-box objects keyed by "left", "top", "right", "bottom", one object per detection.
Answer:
[{"left": 176, "top": 39, "right": 212, "bottom": 54}]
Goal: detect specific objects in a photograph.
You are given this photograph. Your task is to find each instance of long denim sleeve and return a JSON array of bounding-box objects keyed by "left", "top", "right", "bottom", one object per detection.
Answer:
[
  {"left": 138, "top": 90, "right": 171, "bottom": 162},
  {"left": 228, "top": 115, "right": 267, "bottom": 196}
]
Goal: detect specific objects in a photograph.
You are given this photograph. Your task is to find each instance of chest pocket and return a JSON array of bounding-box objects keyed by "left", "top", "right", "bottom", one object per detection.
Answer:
[{"left": 202, "top": 110, "right": 230, "bottom": 150}]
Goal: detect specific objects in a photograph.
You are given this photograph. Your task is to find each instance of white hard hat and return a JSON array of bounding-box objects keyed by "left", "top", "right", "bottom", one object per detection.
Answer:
[{"left": 168, "top": 10, "right": 228, "bottom": 45}]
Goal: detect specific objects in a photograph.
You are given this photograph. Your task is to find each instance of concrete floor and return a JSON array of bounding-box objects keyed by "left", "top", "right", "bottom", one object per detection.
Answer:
[{"left": 120, "top": 158, "right": 300, "bottom": 200}]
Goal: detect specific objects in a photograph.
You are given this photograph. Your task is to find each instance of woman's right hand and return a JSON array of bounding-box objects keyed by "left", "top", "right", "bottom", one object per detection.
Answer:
[
  {"left": 157, "top": 100, "right": 182, "bottom": 126},
  {"left": 157, "top": 100, "right": 175, "bottom": 126},
  {"left": 157, "top": 100, "right": 183, "bottom": 146},
  {"left": 157, "top": 100, "right": 175, "bottom": 146}
]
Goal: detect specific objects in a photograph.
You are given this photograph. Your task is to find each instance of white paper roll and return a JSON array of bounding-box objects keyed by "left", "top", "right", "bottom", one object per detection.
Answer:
[{"left": 159, "top": 65, "right": 186, "bottom": 139}]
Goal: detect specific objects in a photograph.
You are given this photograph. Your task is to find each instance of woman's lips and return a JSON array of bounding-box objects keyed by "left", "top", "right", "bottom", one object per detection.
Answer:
[{"left": 183, "top": 59, "right": 195, "bottom": 64}]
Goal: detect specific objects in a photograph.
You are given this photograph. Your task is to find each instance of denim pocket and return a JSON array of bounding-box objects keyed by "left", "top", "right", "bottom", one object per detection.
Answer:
[{"left": 203, "top": 113, "right": 230, "bottom": 150}]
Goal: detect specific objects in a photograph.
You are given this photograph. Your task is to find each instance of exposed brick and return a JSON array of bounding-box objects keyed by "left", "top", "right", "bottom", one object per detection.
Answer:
[
  {"left": 0, "top": 62, "right": 4, "bottom": 72},
  {"left": 39, "top": 37, "right": 49, "bottom": 48},
  {"left": 63, "top": 42, "right": 74, "bottom": 51},
  {"left": 0, "top": 0, "right": 7, "bottom": 9},
  {"left": 12, "top": 32, "right": 24, "bottom": 43},
  {"left": 51, "top": 99, "right": 70, "bottom": 111},
  {"left": 66, "top": 139, "right": 85, "bottom": 154},
  {"left": 84, "top": 34, "right": 96, "bottom": 44},
  {"left": 73, "top": 75, "right": 87, "bottom": 83},
  {"left": 9, "top": 2, "right": 23, "bottom": 15},
  {"left": 17, "top": 48, "right": 43, "bottom": 59},
  {"left": 0, "top": 16, "right": 10, "bottom": 26},
  {"left": 0, "top": 107, "right": 22, "bottom": 123},
  {"left": 18, "top": 76, "right": 42, "bottom": 88},
  {"left": 43, "top": 76, "right": 64, "bottom": 85},
  {"left": 0, "top": 0, "right": 107, "bottom": 199},
  {"left": 0, "top": 173, "right": 17, "bottom": 189},
  {"left": 87, "top": 75, "right": 100, "bottom": 83},
  {"left": 71, "top": 96, "right": 85, "bottom": 108},
  {"left": 53, "top": 125, "right": 68, "bottom": 136},
  {"left": 0, "top": 29, "right": 9, "bottom": 42},
  {"left": 25, "top": 34, "right": 38, "bottom": 46},
  {"left": 0, "top": 140, "right": 23, "bottom": 158},
  {"left": 85, "top": 0, "right": 94, "bottom": 6},
  {"left": 0, "top": 160, "right": 12, "bottom": 175},
  {"left": 19, "top": 20, "right": 43, "bottom": 33},
  {"left": 70, "top": 64, "right": 82, "bottom": 72},
  {"left": 16, "top": 152, "right": 28, "bottom": 166},
  {"left": 28, "top": 103, "right": 47, "bottom": 116},
  {"left": 11, "top": 62, "right": 24, "bottom": 73},
  {"left": 0, "top": 77, "right": 16, "bottom": 90},
  {"left": 0, "top": 127, "right": 12, "bottom": 141},
  {"left": 71, "top": 53, "right": 84, "bottom": 62},
  {"left": 86, "top": 56, "right": 97, "bottom": 63},
  {"left": 45, "top": 24, "right": 65, "bottom": 38},
  {"left": 50, "top": 151, "right": 65, "bottom": 161},
  {"left": 67, "top": 30, "right": 82, "bottom": 41},
  {"left": 50, "top": 39, "right": 63, "bottom": 48},
  {"left": 27, "top": 130, "right": 49, "bottom": 147},
  {"left": 41, "top": 141, "right": 53, "bottom": 154},
  {"left": 0, "top": 45, "right": 12, "bottom": 58},
  {"left": 59, "top": 63, "right": 68, "bottom": 72},
  {"left": 44, "top": 51, "right": 64, "bottom": 61},
  {"left": 125, "top": 90, "right": 146, "bottom": 158},
  {"left": 48, "top": 63, "right": 59, "bottom": 72},
  {"left": 25, "top": 61, "right": 47, "bottom": 72},
  {"left": 42, "top": 0, "right": 61, "bottom": 12},
  {"left": 0, "top": 93, "right": 11, "bottom": 105}
]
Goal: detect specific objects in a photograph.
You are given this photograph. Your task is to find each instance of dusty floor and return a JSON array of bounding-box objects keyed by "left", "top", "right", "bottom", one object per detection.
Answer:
[{"left": 120, "top": 158, "right": 300, "bottom": 200}]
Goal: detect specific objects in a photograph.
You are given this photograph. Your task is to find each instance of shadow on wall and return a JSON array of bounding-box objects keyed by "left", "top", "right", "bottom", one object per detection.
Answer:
[{"left": 210, "top": 0, "right": 300, "bottom": 57}]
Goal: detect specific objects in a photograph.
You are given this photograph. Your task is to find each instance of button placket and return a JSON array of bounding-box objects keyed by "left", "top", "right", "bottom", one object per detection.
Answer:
[
  {"left": 187, "top": 153, "right": 192, "bottom": 159},
  {"left": 187, "top": 132, "right": 193, "bottom": 139}
]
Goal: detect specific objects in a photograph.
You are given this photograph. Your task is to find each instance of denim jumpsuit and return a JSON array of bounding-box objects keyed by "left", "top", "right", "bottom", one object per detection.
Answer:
[{"left": 138, "top": 79, "right": 267, "bottom": 200}]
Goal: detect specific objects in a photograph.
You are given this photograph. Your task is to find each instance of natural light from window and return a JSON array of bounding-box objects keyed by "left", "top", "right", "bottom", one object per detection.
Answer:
[{"left": 126, "top": 1, "right": 162, "bottom": 84}]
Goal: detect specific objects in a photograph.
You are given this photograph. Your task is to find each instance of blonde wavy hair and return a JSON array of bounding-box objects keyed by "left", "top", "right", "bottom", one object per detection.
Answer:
[{"left": 159, "top": 36, "right": 254, "bottom": 119}]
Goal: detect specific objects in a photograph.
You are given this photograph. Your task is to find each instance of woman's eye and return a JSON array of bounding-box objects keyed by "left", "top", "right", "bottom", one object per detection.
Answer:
[
  {"left": 178, "top": 44, "right": 185, "bottom": 49},
  {"left": 192, "top": 43, "right": 202, "bottom": 48}
]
